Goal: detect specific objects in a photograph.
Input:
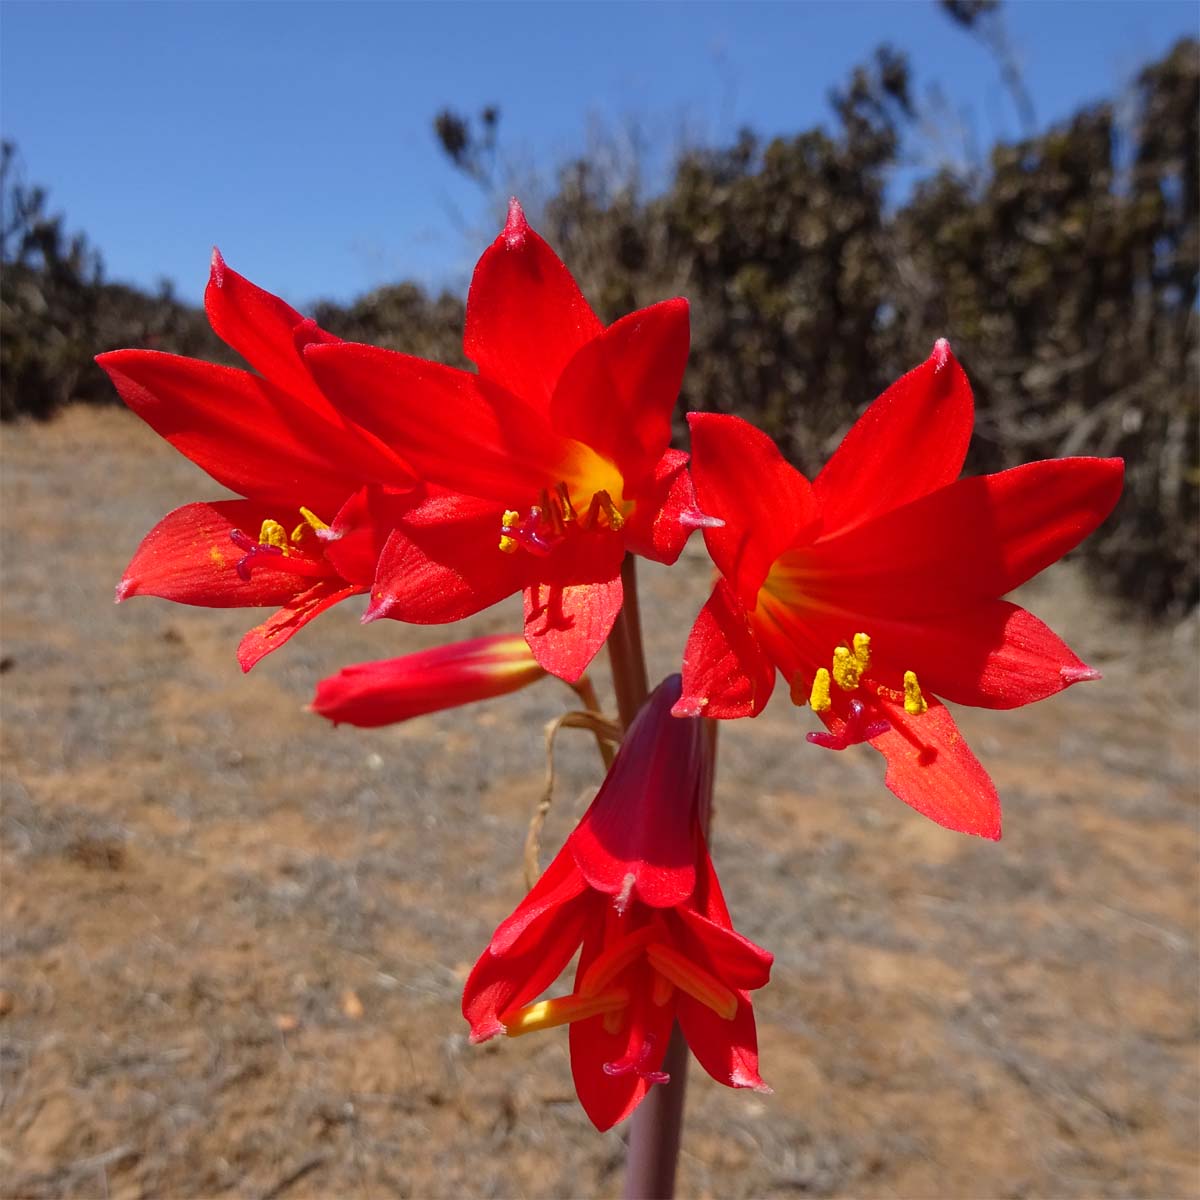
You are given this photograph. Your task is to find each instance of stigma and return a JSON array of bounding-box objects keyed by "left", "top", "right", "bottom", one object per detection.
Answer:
[{"left": 229, "top": 507, "right": 330, "bottom": 581}]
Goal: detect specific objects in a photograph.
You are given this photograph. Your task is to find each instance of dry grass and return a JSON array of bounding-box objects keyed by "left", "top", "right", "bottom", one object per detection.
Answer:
[{"left": 1, "top": 407, "right": 1197, "bottom": 1198}]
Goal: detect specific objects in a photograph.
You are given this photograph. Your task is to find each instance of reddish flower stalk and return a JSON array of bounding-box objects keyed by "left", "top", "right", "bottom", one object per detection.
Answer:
[
  {"left": 311, "top": 634, "right": 546, "bottom": 727},
  {"left": 675, "top": 340, "right": 1124, "bottom": 838},
  {"left": 304, "top": 200, "right": 707, "bottom": 683},
  {"left": 463, "top": 674, "right": 770, "bottom": 1133},
  {"left": 97, "top": 253, "right": 415, "bottom": 669}
]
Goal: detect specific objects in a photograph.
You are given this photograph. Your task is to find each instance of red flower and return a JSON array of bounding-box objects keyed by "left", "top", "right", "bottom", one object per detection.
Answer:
[
  {"left": 463, "top": 675, "right": 772, "bottom": 1131},
  {"left": 304, "top": 199, "right": 703, "bottom": 683},
  {"left": 97, "top": 253, "right": 414, "bottom": 670},
  {"left": 674, "top": 341, "right": 1124, "bottom": 839},
  {"left": 311, "top": 634, "right": 546, "bottom": 727}
]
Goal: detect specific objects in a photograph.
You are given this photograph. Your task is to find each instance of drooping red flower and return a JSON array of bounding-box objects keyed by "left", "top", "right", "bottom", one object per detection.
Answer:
[
  {"left": 311, "top": 634, "right": 546, "bottom": 727},
  {"left": 674, "top": 341, "right": 1124, "bottom": 839},
  {"left": 97, "top": 253, "right": 415, "bottom": 670},
  {"left": 463, "top": 675, "right": 772, "bottom": 1131},
  {"left": 304, "top": 199, "right": 704, "bottom": 683}
]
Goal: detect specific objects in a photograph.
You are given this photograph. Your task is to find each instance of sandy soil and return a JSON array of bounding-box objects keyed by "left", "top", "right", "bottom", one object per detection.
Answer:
[{"left": 1, "top": 406, "right": 1197, "bottom": 1200}]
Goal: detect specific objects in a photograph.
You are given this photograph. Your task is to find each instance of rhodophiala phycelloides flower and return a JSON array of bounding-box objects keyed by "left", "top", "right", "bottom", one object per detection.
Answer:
[
  {"left": 304, "top": 199, "right": 705, "bottom": 683},
  {"left": 673, "top": 341, "right": 1123, "bottom": 839},
  {"left": 97, "top": 253, "right": 416, "bottom": 669},
  {"left": 311, "top": 634, "right": 546, "bottom": 727},
  {"left": 463, "top": 675, "right": 772, "bottom": 1131}
]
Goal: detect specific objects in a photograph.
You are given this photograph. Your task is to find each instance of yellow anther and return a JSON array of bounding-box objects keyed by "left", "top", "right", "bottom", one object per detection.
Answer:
[
  {"left": 501, "top": 988, "right": 628, "bottom": 1037},
  {"left": 903, "top": 670, "right": 929, "bottom": 715},
  {"left": 555, "top": 482, "right": 577, "bottom": 524},
  {"left": 852, "top": 632, "right": 871, "bottom": 670},
  {"left": 258, "top": 519, "right": 290, "bottom": 554},
  {"left": 645, "top": 942, "right": 737, "bottom": 1020},
  {"left": 498, "top": 509, "right": 521, "bottom": 554},
  {"left": 831, "top": 645, "right": 862, "bottom": 691},
  {"left": 590, "top": 490, "right": 625, "bottom": 531},
  {"left": 298, "top": 506, "right": 329, "bottom": 532},
  {"left": 808, "top": 667, "right": 832, "bottom": 712}
]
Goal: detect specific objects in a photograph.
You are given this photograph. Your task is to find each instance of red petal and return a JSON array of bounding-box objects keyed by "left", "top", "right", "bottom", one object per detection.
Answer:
[
  {"left": 489, "top": 847, "right": 591, "bottom": 956},
  {"left": 462, "top": 885, "right": 593, "bottom": 1044},
  {"left": 97, "top": 351, "right": 371, "bottom": 514},
  {"left": 672, "top": 905, "right": 774, "bottom": 993},
  {"left": 621, "top": 450, "right": 697, "bottom": 566},
  {"left": 237, "top": 580, "right": 361, "bottom": 672},
  {"left": 569, "top": 954, "right": 673, "bottom": 1131},
  {"left": 522, "top": 532, "right": 625, "bottom": 682},
  {"left": 677, "top": 992, "right": 768, "bottom": 1092},
  {"left": 675, "top": 580, "right": 776, "bottom": 719},
  {"left": 813, "top": 339, "right": 974, "bottom": 538},
  {"left": 551, "top": 298, "right": 689, "bottom": 489},
  {"left": 205, "top": 249, "right": 336, "bottom": 412},
  {"left": 117, "top": 500, "right": 330, "bottom": 608},
  {"left": 523, "top": 577, "right": 621, "bottom": 683},
  {"left": 687, "top": 413, "right": 820, "bottom": 604},
  {"left": 464, "top": 198, "right": 603, "bottom": 410},
  {"left": 311, "top": 635, "right": 545, "bottom": 728},
  {"left": 808, "top": 457, "right": 1125, "bottom": 616},
  {"left": 863, "top": 600, "right": 1098, "bottom": 710},
  {"left": 304, "top": 342, "right": 573, "bottom": 505},
  {"left": 320, "top": 486, "right": 414, "bottom": 586},
  {"left": 863, "top": 696, "right": 1002, "bottom": 839},
  {"left": 568, "top": 676, "right": 706, "bottom": 908},
  {"left": 366, "top": 492, "right": 528, "bottom": 625}
]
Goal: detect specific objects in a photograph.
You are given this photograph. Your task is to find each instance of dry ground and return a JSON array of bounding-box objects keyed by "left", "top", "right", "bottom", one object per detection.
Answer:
[{"left": 1, "top": 407, "right": 1197, "bottom": 1199}]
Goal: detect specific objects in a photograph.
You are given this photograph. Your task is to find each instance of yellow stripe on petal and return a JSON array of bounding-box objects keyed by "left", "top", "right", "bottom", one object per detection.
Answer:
[
  {"left": 578, "top": 926, "right": 656, "bottom": 996},
  {"left": 501, "top": 988, "right": 628, "bottom": 1038},
  {"left": 646, "top": 943, "right": 737, "bottom": 1020}
]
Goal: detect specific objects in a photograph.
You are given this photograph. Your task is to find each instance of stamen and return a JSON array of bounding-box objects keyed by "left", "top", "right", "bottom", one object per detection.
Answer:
[
  {"left": 651, "top": 973, "right": 674, "bottom": 1007},
  {"left": 259, "top": 519, "right": 290, "bottom": 554},
  {"left": 806, "top": 698, "right": 891, "bottom": 751},
  {"left": 554, "top": 482, "right": 577, "bottom": 525},
  {"left": 645, "top": 943, "right": 737, "bottom": 1020},
  {"left": 903, "top": 670, "right": 929, "bottom": 715},
  {"left": 291, "top": 506, "right": 330, "bottom": 547},
  {"left": 498, "top": 509, "right": 522, "bottom": 554},
  {"left": 831, "top": 647, "right": 860, "bottom": 691},
  {"left": 228, "top": 528, "right": 327, "bottom": 582},
  {"left": 297, "top": 506, "right": 329, "bottom": 533},
  {"left": 501, "top": 988, "right": 628, "bottom": 1038},
  {"left": 603, "top": 1009, "right": 626, "bottom": 1035},
  {"left": 587, "top": 490, "right": 625, "bottom": 531},
  {"left": 808, "top": 667, "right": 832, "bottom": 712},
  {"left": 578, "top": 926, "right": 657, "bottom": 996},
  {"left": 497, "top": 507, "right": 556, "bottom": 556},
  {"left": 539, "top": 488, "right": 563, "bottom": 537},
  {"left": 852, "top": 632, "right": 872, "bottom": 670},
  {"left": 603, "top": 1036, "right": 670, "bottom": 1085}
]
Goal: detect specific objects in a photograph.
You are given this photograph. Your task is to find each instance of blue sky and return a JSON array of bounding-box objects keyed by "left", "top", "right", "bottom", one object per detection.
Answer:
[{"left": 2, "top": 1, "right": 1195, "bottom": 307}]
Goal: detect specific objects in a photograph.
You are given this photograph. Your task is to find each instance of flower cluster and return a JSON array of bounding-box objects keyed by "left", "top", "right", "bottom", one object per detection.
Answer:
[{"left": 100, "top": 201, "right": 1122, "bottom": 1129}]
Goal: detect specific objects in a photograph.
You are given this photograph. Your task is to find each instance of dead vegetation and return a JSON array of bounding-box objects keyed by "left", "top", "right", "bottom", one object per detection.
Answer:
[{"left": 1, "top": 407, "right": 1196, "bottom": 1198}]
